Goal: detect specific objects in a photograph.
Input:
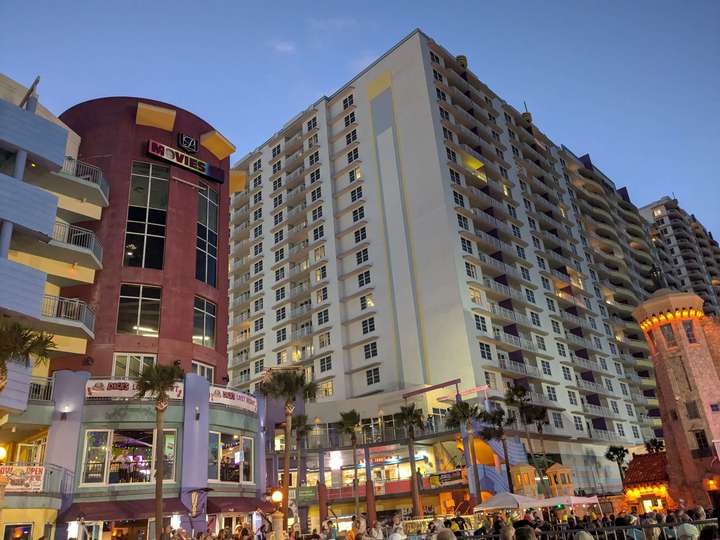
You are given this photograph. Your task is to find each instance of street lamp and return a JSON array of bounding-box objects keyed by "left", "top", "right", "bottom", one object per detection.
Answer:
[{"left": 271, "top": 488, "right": 283, "bottom": 510}]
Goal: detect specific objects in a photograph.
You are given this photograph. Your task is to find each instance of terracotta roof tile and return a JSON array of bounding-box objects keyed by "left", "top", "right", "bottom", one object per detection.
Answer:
[{"left": 623, "top": 452, "right": 669, "bottom": 486}]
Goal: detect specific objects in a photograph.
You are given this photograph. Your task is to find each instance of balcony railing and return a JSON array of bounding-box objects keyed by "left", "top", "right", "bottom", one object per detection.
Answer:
[
  {"left": 0, "top": 462, "right": 74, "bottom": 498},
  {"left": 61, "top": 157, "right": 109, "bottom": 199},
  {"left": 52, "top": 222, "right": 103, "bottom": 262},
  {"left": 41, "top": 295, "right": 96, "bottom": 333},
  {"left": 28, "top": 376, "right": 54, "bottom": 401}
]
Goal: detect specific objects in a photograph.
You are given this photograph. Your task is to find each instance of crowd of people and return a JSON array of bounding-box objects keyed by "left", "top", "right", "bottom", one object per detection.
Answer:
[{"left": 154, "top": 505, "right": 718, "bottom": 540}]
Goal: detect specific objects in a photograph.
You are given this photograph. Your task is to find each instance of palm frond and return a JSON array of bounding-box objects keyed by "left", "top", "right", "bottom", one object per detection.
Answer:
[
  {"left": 292, "top": 414, "right": 313, "bottom": 438},
  {"left": 0, "top": 320, "right": 55, "bottom": 364},
  {"left": 397, "top": 404, "right": 424, "bottom": 432},
  {"left": 444, "top": 400, "right": 480, "bottom": 430},
  {"left": 338, "top": 409, "right": 361, "bottom": 435},
  {"left": 135, "top": 364, "right": 183, "bottom": 402},
  {"left": 258, "top": 370, "right": 316, "bottom": 405}
]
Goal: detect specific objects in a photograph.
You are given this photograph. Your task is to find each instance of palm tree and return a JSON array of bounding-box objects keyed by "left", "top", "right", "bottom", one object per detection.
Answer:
[
  {"left": 338, "top": 410, "right": 361, "bottom": 519},
  {"left": 605, "top": 445, "right": 629, "bottom": 482},
  {"left": 135, "top": 363, "right": 183, "bottom": 540},
  {"left": 478, "top": 407, "right": 516, "bottom": 493},
  {"left": 292, "top": 414, "right": 312, "bottom": 497},
  {"left": 445, "top": 400, "right": 482, "bottom": 500},
  {"left": 397, "top": 404, "right": 425, "bottom": 517},
  {"left": 504, "top": 385, "right": 550, "bottom": 496},
  {"left": 258, "top": 369, "right": 317, "bottom": 528},
  {"left": 645, "top": 438, "right": 665, "bottom": 454},
  {"left": 0, "top": 320, "right": 54, "bottom": 391}
]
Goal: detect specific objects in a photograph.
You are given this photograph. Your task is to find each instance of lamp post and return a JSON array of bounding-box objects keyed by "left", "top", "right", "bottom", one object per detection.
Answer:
[
  {"left": 0, "top": 445, "right": 8, "bottom": 525},
  {"left": 270, "top": 489, "right": 284, "bottom": 540}
]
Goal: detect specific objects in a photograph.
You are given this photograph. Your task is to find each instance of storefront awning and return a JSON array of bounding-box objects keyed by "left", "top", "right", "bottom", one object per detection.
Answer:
[
  {"left": 207, "top": 497, "right": 274, "bottom": 514},
  {"left": 59, "top": 498, "right": 187, "bottom": 522}
]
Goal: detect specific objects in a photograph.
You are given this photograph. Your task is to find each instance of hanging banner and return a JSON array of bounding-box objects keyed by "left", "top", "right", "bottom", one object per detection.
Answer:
[
  {"left": 209, "top": 386, "right": 258, "bottom": 413},
  {"left": 429, "top": 469, "right": 465, "bottom": 488},
  {"left": 85, "top": 379, "right": 184, "bottom": 400},
  {"left": 0, "top": 465, "right": 45, "bottom": 492}
]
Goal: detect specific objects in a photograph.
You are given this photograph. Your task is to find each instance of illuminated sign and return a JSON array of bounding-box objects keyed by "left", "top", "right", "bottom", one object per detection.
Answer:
[
  {"left": 147, "top": 139, "right": 224, "bottom": 183},
  {"left": 178, "top": 133, "right": 198, "bottom": 153},
  {"left": 208, "top": 385, "right": 258, "bottom": 413}
]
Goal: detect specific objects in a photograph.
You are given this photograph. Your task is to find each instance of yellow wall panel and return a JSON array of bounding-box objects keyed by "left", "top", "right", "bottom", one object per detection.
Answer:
[
  {"left": 136, "top": 102, "right": 176, "bottom": 131},
  {"left": 229, "top": 170, "right": 247, "bottom": 193},
  {"left": 200, "top": 130, "right": 236, "bottom": 160},
  {"left": 56, "top": 193, "right": 103, "bottom": 220},
  {"left": 51, "top": 334, "right": 87, "bottom": 354},
  {"left": 8, "top": 251, "right": 95, "bottom": 284},
  {"left": 0, "top": 508, "right": 58, "bottom": 540},
  {"left": 367, "top": 71, "right": 392, "bottom": 101}
]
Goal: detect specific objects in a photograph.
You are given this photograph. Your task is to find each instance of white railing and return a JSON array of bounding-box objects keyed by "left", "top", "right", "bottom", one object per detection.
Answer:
[
  {"left": 482, "top": 277, "right": 527, "bottom": 303},
  {"left": 61, "top": 157, "right": 109, "bottom": 199},
  {"left": 53, "top": 222, "right": 103, "bottom": 261},
  {"left": 498, "top": 358, "right": 541, "bottom": 378},
  {"left": 489, "top": 303, "right": 531, "bottom": 327},
  {"left": 42, "top": 295, "right": 95, "bottom": 332},
  {"left": 28, "top": 376, "right": 54, "bottom": 401},
  {"left": 291, "top": 326, "right": 313, "bottom": 340}
]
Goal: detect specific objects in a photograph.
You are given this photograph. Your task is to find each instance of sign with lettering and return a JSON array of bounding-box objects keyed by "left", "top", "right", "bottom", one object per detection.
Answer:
[
  {"left": 0, "top": 465, "right": 44, "bottom": 492},
  {"left": 209, "top": 386, "right": 258, "bottom": 413},
  {"left": 297, "top": 485, "right": 317, "bottom": 505},
  {"left": 147, "top": 139, "right": 224, "bottom": 183},
  {"left": 429, "top": 469, "right": 464, "bottom": 488},
  {"left": 85, "top": 379, "right": 184, "bottom": 400},
  {"left": 178, "top": 133, "right": 198, "bottom": 153}
]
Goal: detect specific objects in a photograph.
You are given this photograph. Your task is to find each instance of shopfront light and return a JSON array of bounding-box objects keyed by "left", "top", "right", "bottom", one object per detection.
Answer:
[{"left": 271, "top": 489, "right": 283, "bottom": 504}]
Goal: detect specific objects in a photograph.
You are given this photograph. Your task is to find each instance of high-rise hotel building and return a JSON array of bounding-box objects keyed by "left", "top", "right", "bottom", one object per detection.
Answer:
[
  {"left": 228, "top": 29, "right": 666, "bottom": 484},
  {"left": 640, "top": 197, "right": 720, "bottom": 316}
]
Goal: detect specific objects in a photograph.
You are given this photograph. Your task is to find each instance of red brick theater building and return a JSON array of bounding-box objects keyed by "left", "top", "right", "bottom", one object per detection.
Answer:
[{"left": 54, "top": 98, "right": 235, "bottom": 382}]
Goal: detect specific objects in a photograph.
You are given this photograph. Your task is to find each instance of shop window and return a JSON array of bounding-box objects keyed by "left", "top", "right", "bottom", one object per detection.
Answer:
[
  {"left": 196, "top": 184, "right": 219, "bottom": 287},
  {"left": 193, "top": 297, "right": 216, "bottom": 348},
  {"left": 208, "top": 432, "right": 254, "bottom": 483},
  {"left": 112, "top": 353, "right": 155, "bottom": 379},
  {"left": 3, "top": 525, "right": 32, "bottom": 540},
  {"left": 124, "top": 161, "right": 169, "bottom": 269},
  {"left": 81, "top": 428, "right": 176, "bottom": 485},
  {"left": 117, "top": 284, "right": 161, "bottom": 336}
]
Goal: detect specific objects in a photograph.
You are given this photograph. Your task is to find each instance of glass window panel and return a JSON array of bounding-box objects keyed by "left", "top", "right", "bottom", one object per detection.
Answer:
[
  {"left": 138, "top": 300, "right": 160, "bottom": 335},
  {"left": 242, "top": 437, "right": 253, "bottom": 483},
  {"left": 149, "top": 179, "right": 168, "bottom": 209},
  {"left": 207, "top": 258, "right": 217, "bottom": 287},
  {"left": 128, "top": 205, "right": 147, "bottom": 222},
  {"left": 147, "top": 209, "right": 166, "bottom": 225},
  {"left": 152, "top": 164, "right": 170, "bottom": 179},
  {"left": 126, "top": 222, "right": 145, "bottom": 233},
  {"left": 109, "top": 430, "right": 153, "bottom": 484},
  {"left": 124, "top": 234, "right": 144, "bottom": 267},
  {"left": 206, "top": 316, "right": 216, "bottom": 348},
  {"left": 162, "top": 430, "right": 176, "bottom": 481},
  {"left": 193, "top": 311, "right": 205, "bottom": 346},
  {"left": 132, "top": 162, "right": 150, "bottom": 175},
  {"left": 117, "top": 298, "right": 139, "bottom": 334},
  {"left": 113, "top": 355, "right": 128, "bottom": 377},
  {"left": 208, "top": 432, "right": 220, "bottom": 480},
  {"left": 196, "top": 251, "right": 206, "bottom": 281},
  {"left": 129, "top": 176, "right": 149, "bottom": 206},
  {"left": 208, "top": 204, "right": 218, "bottom": 233},
  {"left": 82, "top": 430, "right": 109, "bottom": 484},
  {"left": 144, "top": 236, "right": 165, "bottom": 269},
  {"left": 142, "top": 286, "right": 162, "bottom": 299}
]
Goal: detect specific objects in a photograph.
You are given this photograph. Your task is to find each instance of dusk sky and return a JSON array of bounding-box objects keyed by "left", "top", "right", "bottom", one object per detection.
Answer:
[{"left": 2, "top": 0, "right": 718, "bottom": 232}]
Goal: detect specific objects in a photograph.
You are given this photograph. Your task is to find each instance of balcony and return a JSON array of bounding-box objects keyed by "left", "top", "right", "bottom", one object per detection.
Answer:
[
  {"left": 10, "top": 221, "right": 104, "bottom": 270},
  {"left": 482, "top": 277, "right": 528, "bottom": 304},
  {"left": 290, "top": 325, "right": 313, "bottom": 342},
  {"left": 30, "top": 157, "right": 109, "bottom": 207},
  {"left": 0, "top": 462, "right": 74, "bottom": 500},
  {"left": 498, "top": 358, "right": 541, "bottom": 379},
  {"left": 582, "top": 403, "right": 623, "bottom": 420},
  {"left": 40, "top": 294, "right": 95, "bottom": 339}
]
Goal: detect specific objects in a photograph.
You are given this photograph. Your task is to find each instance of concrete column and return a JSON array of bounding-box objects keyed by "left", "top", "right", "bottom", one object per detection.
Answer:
[
  {"left": 12, "top": 149, "right": 28, "bottom": 180},
  {"left": 0, "top": 220, "right": 13, "bottom": 258},
  {"left": 180, "top": 373, "right": 210, "bottom": 533},
  {"left": 318, "top": 450, "right": 328, "bottom": 523},
  {"left": 363, "top": 446, "right": 376, "bottom": 526},
  {"left": 46, "top": 370, "right": 90, "bottom": 540},
  {"left": 256, "top": 394, "right": 268, "bottom": 495}
]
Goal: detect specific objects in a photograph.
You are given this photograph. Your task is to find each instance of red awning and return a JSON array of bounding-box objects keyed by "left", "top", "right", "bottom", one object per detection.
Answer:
[
  {"left": 59, "top": 498, "right": 188, "bottom": 522},
  {"left": 207, "top": 497, "right": 274, "bottom": 514}
]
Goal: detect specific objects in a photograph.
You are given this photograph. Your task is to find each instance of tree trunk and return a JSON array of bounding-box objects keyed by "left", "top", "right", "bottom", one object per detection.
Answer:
[
  {"left": 352, "top": 435, "right": 360, "bottom": 519},
  {"left": 617, "top": 460, "right": 624, "bottom": 481},
  {"left": 155, "top": 405, "right": 165, "bottom": 540},
  {"left": 501, "top": 437, "right": 515, "bottom": 493},
  {"left": 523, "top": 422, "right": 542, "bottom": 496},
  {"left": 467, "top": 421, "right": 482, "bottom": 501},
  {"left": 283, "top": 408, "right": 293, "bottom": 531},
  {"left": 297, "top": 431, "right": 306, "bottom": 531},
  {"left": 537, "top": 429, "right": 551, "bottom": 496},
  {"left": 407, "top": 430, "right": 422, "bottom": 517}
]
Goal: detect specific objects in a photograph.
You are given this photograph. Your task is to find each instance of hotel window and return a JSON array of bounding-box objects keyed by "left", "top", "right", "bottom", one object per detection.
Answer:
[
  {"left": 253, "top": 225, "right": 263, "bottom": 238},
  {"left": 360, "top": 294, "right": 374, "bottom": 310},
  {"left": 344, "top": 111, "right": 356, "bottom": 127},
  {"left": 254, "top": 260, "right": 263, "bottom": 274},
  {"left": 573, "top": 416, "right": 584, "bottom": 431},
  {"left": 436, "top": 89, "right": 447, "bottom": 102},
  {"left": 353, "top": 206, "right": 365, "bottom": 222},
  {"left": 316, "top": 265, "right": 327, "bottom": 281},
  {"left": 117, "top": 284, "right": 161, "bottom": 337},
  {"left": 308, "top": 151, "right": 320, "bottom": 166},
  {"left": 312, "top": 206, "right": 323, "bottom": 221},
  {"left": 193, "top": 297, "right": 216, "bottom": 348},
  {"left": 319, "top": 379, "right": 334, "bottom": 398},
  {"left": 484, "top": 371, "right": 497, "bottom": 390},
  {"left": 362, "top": 317, "right": 375, "bottom": 334},
  {"left": 358, "top": 270, "right": 371, "bottom": 288},
  {"left": 254, "top": 318, "right": 263, "bottom": 332},
  {"left": 343, "top": 94, "right": 354, "bottom": 109},
  {"left": 320, "top": 356, "right": 332, "bottom": 373},
  {"left": 208, "top": 432, "right": 254, "bottom": 484},
  {"left": 556, "top": 342, "right": 567, "bottom": 357},
  {"left": 112, "top": 353, "right": 155, "bottom": 379},
  {"left": 311, "top": 186, "right": 322, "bottom": 202},
  {"left": 693, "top": 430, "right": 710, "bottom": 449},
  {"left": 350, "top": 186, "right": 363, "bottom": 202},
  {"left": 430, "top": 50, "right": 440, "bottom": 63},
  {"left": 439, "top": 108, "right": 450, "bottom": 121},
  {"left": 632, "top": 425, "right": 640, "bottom": 439},
  {"left": 625, "top": 404, "right": 634, "bottom": 416},
  {"left": 252, "top": 159, "right": 261, "bottom": 172},
  {"left": 124, "top": 161, "right": 169, "bottom": 269},
  {"left": 276, "top": 287, "right": 286, "bottom": 301},
  {"left": 474, "top": 315, "right": 487, "bottom": 332},
  {"left": 567, "top": 390, "right": 577, "bottom": 406},
  {"left": 478, "top": 342, "right": 492, "bottom": 360},
  {"left": 253, "top": 176, "right": 262, "bottom": 189},
  {"left": 317, "top": 309, "right": 329, "bottom": 325},
  {"left": 316, "top": 287, "right": 328, "bottom": 303},
  {"left": 272, "top": 161, "right": 282, "bottom": 174},
  {"left": 356, "top": 248, "right": 369, "bottom": 265},
  {"left": 530, "top": 312, "right": 541, "bottom": 327},
  {"left": 620, "top": 382, "right": 628, "bottom": 396},
  {"left": 273, "top": 194, "right": 283, "bottom": 208},
  {"left": 196, "top": 184, "right": 219, "bottom": 287},
  {"left": 686, "top": 400, "right": 700, "bottom": 419},
  {"left": 307, "top": 117, "right": 317, "bottom": 131},
  {"left": 313, "top": 225, "right": 324, "bottom": 241},
  {"left": 253, "top": 192, "right": 261, "bottom": 205},
  {"left": 452, "top": 191, "right": 465, "bottom": 207},
  {"left": 364, "top": 342, "right": 378, "bottom": 359},
  {"left": 275, "top": 268, "right": 285, "bottom": 282},
  {"left": 277, "top": 329, "right": 287, "bottom": 342},
  {"left": 272, "top": 144, "right": 281, "bottom": 158},
  {"left": 449, "top": 168, "right": 461, "bottom": 185},
  {"left": 551, "top": 412, "right": 563, "bottom": 429},
  {"left": 610, "top": 401, "right": 619, "bottom": 414},
  {"left": 446, "top": 148, "right": 457, "bottom": 162},
  {"left": 346, "top": 129, "right": 358, "bottom": 145},
  {"left": 310, "top": 168, "right": 321, "bottom": 183},
  {"left": 540, "top": 359, "right": 551, "bottom": 375},
  {"left": 276, "top": 307, "right": 286, "bottom": 322},
  {"left": 192, "top": 360, "right": 215, "bottom": 384},
  {"left": 457, "top": 214, "right": 469, "bottom": 230},
  {"left": 460, "top": 238, "right": 473, "bottom": 254},
  {"left": 562, "top": 366, "right": 572, "bottom": 381},
  {"left": 254, "top": 359, "right": 264, "bottom": 374},
  {"left": 319, "top": 332, "right": 331, "bottom": 348},
  {"left": 275, "top": 248, "right": 285, "bottom": 262},
  {"left": 465, "top": 262, "right": 477, "bottom": 279},
  {"left": 253, "top": 207, "right": 262, "bottom": 221},
  {"left": 81, "top": 428, "right": 176, "bottom": 485},
  {"left": 552, "top": 320, "right": 562, "bottom": 334},
  {"left": 616, "top": 424, "right": 625, "bottom": 437},
  {"left": 253, "top": 242, "right": 263, "bottom": 256},
  {"left": 354, "top": 227, "right": 367, "bottom": 243},
  {"left": 546, "top": 386, "right": 557, "bottom": 402},
  {"left": 366, "top": 367, "right": 380, "bottom": 385},
  {"left": 525, "top": 289, "right": 535, "bottom": 304}
]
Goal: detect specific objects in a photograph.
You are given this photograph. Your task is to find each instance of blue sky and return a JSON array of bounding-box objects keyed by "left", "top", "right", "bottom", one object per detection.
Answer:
[{"left": 2, "top": 0, "right": 718, "bottom": 232}]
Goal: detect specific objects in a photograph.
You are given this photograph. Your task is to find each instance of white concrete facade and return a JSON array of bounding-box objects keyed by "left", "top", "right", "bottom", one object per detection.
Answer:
[{"left": 229, "top": 30, "right": 663, "bottom": 492}]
